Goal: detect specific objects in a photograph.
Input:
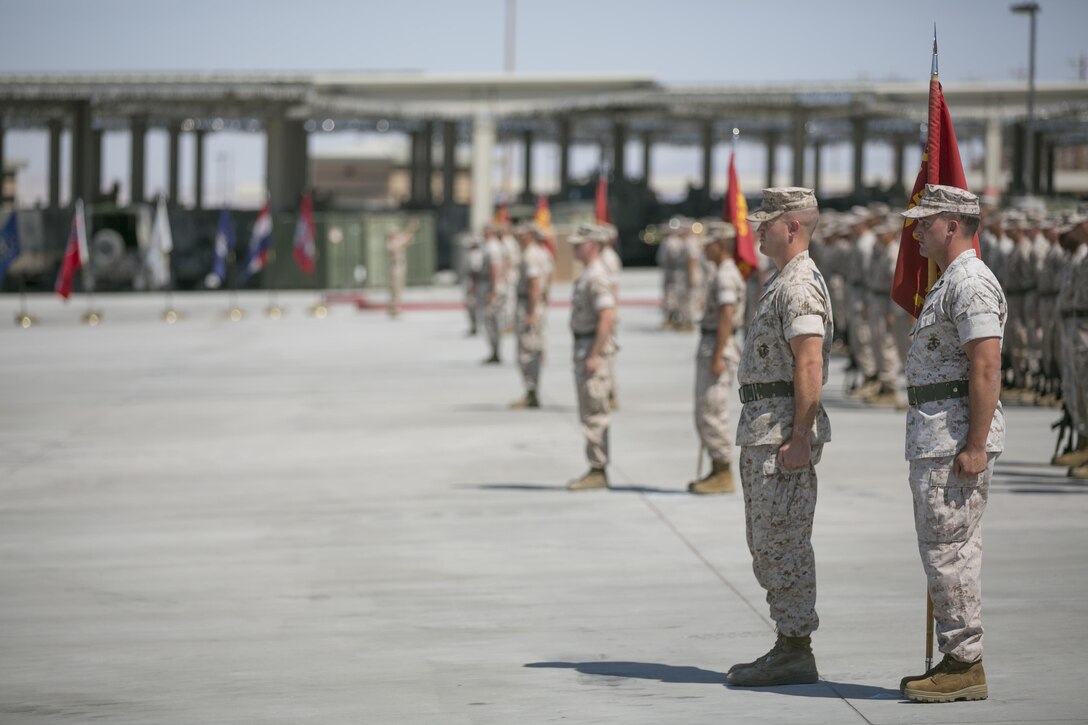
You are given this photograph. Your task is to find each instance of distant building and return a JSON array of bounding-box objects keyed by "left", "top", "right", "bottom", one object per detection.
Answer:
[{"left": 311, "top": 146, "right": 472, "bottom": 209}]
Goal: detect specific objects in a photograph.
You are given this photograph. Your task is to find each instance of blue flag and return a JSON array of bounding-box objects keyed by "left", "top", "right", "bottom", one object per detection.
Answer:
[
  {"left": 212, "top": 208, "right": 235, "bottom": 288},
  {"left": 0, "top": 212, "right": 20, "bottom": 286}
]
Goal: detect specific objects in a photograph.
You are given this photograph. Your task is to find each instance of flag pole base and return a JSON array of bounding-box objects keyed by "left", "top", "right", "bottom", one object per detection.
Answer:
[
  {"left": 225, "top": 307, "right": 244, "bottom": 322},
  {"left": 308, "top": 303, "right": 329, "bottom": 318},
  {"left": 15, "top": 313, "right": 37, "bottom": 329},
  {"left": 265, "top": 305, "right": 284, "bottom": 319},
  {"left": 162, "top": 309, "right": 180, "bottom": 324},
  {"left": 82, "top": 310, "right": 102, "bottom": 326}
]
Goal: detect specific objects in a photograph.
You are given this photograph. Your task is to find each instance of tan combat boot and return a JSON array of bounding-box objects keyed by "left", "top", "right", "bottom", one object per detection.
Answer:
[
  {"left": 1070, "top": 462, "right": 1088, "bottom": 480},
  {"left": 726, "top": 635, "right": 819, "bottom": 687},
  {"left": 567, "top": 468, "right": 609, "bottom": 491},
  {"left": 688, "top": 460, "right": 735, "bottom": 494},
  {"left": 509, "top": 390, "right": 540, "bottom": 409},
  {"left": 865, "top": 385, "right": 901, "bottom": 407},
  {"left": 1053, "top": 435, "right": 1088, "bottom": 467},
  {"left": 901, "top": 654, "right": 987, "bottom": 702}
]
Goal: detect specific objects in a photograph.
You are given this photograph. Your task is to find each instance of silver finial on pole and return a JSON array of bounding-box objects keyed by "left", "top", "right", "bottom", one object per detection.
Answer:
[{"left": 932, "top": 24, "right": 939, "bottom": 77}]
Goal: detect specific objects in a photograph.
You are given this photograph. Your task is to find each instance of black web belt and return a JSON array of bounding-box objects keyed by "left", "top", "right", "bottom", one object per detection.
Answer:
[
  {"left": 739, "top": 381, "right": 794, "bottom": 404},
  {"left": 907, "top": 379, "right": 969, "bottom": 406}
]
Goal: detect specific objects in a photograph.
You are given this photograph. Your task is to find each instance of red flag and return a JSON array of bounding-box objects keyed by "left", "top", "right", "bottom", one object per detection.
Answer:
[
  {"left": 55, "top": 199, "right": 89, "bottom": 300},
  {"left": 292, "top": 192, "right": 317, "bottom": 275},
  {"left": 594, "top": 172, "right": 610, "bottom": 224},
  {"left": 891, "top": 75, "right": 980, "bottom": 317},
  {"left": 534, "top": 195, "right": 556, "bottom": 258},
  {"left": 723, "top": 151, "right": 758, "bottom": 280}
]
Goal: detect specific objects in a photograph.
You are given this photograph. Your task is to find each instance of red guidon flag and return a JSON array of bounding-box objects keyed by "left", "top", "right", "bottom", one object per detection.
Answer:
[
  {"left": 723, "top": 150, "right": 758, "bottom": 279},
  {"left": 594, "top": 171, "right": 610, "bottom": 224},
  {"left": 534, "top": 195, "right": 556, "bottom": 258},
  {"left": 292, "top": 192, "right": 317, "bottom": 275},
  {"left": 891, "top": 64, "right": 980, "bottom": 317},
  {"left": 55, "top": 198, "right": 89, "bottom": 300}
]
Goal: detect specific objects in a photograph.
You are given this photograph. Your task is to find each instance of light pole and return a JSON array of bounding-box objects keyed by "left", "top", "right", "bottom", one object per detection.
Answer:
[{"left": 1011, "top": 2, "right": 1040, "bottom": 194}]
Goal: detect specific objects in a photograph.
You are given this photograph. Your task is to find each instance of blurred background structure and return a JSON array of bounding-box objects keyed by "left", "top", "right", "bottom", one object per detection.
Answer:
[{"left": 1, "top": 0, "right": 1086, "bottom": 290}]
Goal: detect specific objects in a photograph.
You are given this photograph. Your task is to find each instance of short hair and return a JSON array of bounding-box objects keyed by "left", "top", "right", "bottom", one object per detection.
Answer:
[
  {"left": 786, "top": 208, "right": 820, "bottom": 236},
  {"left": 941, "top": 212, "right": 980, "bottom": 239}
]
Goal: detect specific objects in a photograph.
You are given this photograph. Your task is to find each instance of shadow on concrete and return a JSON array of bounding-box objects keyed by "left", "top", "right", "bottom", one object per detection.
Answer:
[
  {"left": 452, "top": 404, "right": 578, "bottom": 414},
  {"left": 470, "top": 483, "right": 688, "bottom": 495},
  {"left": 524, "top": 661, "right": 724, "bottom": 684},
  {"left": 524, "top": 661, "right": 901, "bottom": 700},
  {"left": 726, "top": 680, "right": 901, "bottom": 700}
]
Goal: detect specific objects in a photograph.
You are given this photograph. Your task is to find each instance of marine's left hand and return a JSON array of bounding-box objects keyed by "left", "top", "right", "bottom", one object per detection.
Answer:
[
  {"left": 777, "top": 431, "right": 812, "bottom": 472},
  {"left": 954, "top": 446, "right": 987, "bottom": 478}
]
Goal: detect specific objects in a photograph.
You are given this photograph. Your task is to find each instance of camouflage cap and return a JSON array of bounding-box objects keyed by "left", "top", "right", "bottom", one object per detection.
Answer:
[
  {"left": 576, "top": 222, "right": 611, "bottom": 244},
  {"left": 701, "top": 221, "right": 736, "bottom": 244},
  {"left": 747, "top": 187, "right": 819, "bottom": 222},
  {"left": 564, "top": 231, "right": 595, "bottom": 246},
  {"left": 1057, "top": 210, "right": 1088, "bottom": 234},
  {"left": 901, "top": 184, "right": 981, "bottom": 218}
]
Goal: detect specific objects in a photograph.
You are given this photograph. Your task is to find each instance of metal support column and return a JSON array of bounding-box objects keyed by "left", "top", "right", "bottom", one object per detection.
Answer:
[
  {"left": 421, "top": 121, "right": 434, "bottom": 204},
  {"left": 764, "top": 130, "right": 779, "bottom": 189},
  {"left": 470, "top": 113, "right": 496, "bottom": 233},
  {"left": 48, "top": 119, "right": 61, "bottom": 208},
  {"left": 194, "top": 129, "right": 206, "bottom": 210},
  {"left": 791, "top": 112, "right": 806, "bottom": 187},
  {"left": 557, "top": 118, "right": 571, "bottom": 194},
  {"left": 522, "top": 130, "right": 533, "bottom": 199},
  {"left": 168, "top": 123, "right": 180, "bottom": 205},
  {"left": 71, "top": 101, "right": 95, "bottom": 205},
  {"left": 984, "top": 116, "right": 1003, "bottom": 195},
  {"left": 851, "top": 117, "right": 866, "bottom": 195},
  {"left": 442, "top": 121, "right": 457, "bottom": 206},
  {"left": 266, "top": 113, "right": 308, "bottom": 214},
  {"left": 701, "top": 120, "right": 714, "bottom": 194},
  {"left": 812, "top": 141, "right": 823, "bottom": 196},
  {"left": 612, "top": 120, "right": 627, "bottom": 183},
  {"left": 130, "top": 115, "right": 147, "bottom": 205},
  {"left": 641, "top": 132, "right": 653, "bottom": 189}
]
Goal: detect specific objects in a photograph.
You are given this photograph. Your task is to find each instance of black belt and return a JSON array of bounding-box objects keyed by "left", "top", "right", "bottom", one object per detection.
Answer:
[
  {"left": 739, "top": 381, "right": 794, "bottom": 404},
  {"left": 1060, "top": 310, "right": 1088, "bottom": 319},
  {"left": 572, "top": 332, "right": 596, "bottom": 341},
  {"left": 907, "top": 379, "right": 969, "bottom": 406},
  {"left": 701, "top": 327, "right": 744, "bottom": 337}
]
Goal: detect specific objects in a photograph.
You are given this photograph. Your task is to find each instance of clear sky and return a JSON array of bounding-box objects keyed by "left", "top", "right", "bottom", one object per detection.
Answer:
[{"left": 3, "top": 0, "right": 1086, "bottom": 205}]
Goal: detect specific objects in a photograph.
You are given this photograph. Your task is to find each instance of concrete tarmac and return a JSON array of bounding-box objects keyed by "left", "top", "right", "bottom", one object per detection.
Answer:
[{"left": 1, "top": 271, "right": 1086, "bottom": 724}]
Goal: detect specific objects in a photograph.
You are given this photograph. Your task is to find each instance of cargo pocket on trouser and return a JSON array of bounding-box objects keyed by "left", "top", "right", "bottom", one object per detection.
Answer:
[{"left": 923, "top": 466, "right": 988, "bottom": 544}]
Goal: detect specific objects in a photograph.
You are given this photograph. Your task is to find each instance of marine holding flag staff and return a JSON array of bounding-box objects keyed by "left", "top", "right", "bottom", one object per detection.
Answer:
[
  {"left": 727, "top": 187, "right": 832, "bottom": 688},
  {"left": 897, "top": 185, "right": 1005, "bottom": 704}
]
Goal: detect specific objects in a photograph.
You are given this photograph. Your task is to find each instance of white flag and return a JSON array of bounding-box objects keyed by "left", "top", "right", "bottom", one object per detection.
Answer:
[{"left": 147, "top": 197, "right": 174, "bottom": 289}]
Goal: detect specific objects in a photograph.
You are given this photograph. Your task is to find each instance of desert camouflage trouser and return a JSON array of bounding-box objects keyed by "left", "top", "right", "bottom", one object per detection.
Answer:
[
  {"left": 867, "top": 293, "right": 902, "bottom": 390},
  {"left": 908, "top": 453, "right": 995, "bottom": 664},
  {"left": 1060, "top": 319, "right": 1088, "bottom": 436},
  {"left": 739, "top": 444, "right": 822, "bottom": 638},
  {"left": 848, "top": 288, "right": 877, "bottom": 378},
  {"left": 482, "top": 294, "right": 505, "bottom": 356},
  {"left": 516, "top": 300, "right": 546, "bottom": 393},
  {"left": 694, "top": 334, "right": 738, "bottom": 463},
  {"left": 573, "top": 337, "right": 614, "bottom": 468}
]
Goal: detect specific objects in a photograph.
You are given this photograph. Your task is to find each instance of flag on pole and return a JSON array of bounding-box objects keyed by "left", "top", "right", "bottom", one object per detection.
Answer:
[
  {"left": 534, "top": 195, "right": 556, "bottom": 257},
  {"left": 0, "top": 211, "right": 20, "bottom": 286},
  {"left": 243, "top": 200, "right": 273, "bottom": 278},
  {"left": 146, "top": 196, "right": 174, "bottom": 290},
  {"left": 891, "top": 35, "right": 980, "bottom": 317},
  {"left": 723, "top": 151, "right": 758, "bottom": 279},
  {"left": 594, "top": 170, "right": 610, "bottom": 224},
  {"left": 55, "top": 199, "right": 89, "bottom": 300},
  {"left": 211, "top": 208, "right": 235, "bottom": 287},
  {"left": 292, "top": 192, "right": 317, "bottom": 275}
]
